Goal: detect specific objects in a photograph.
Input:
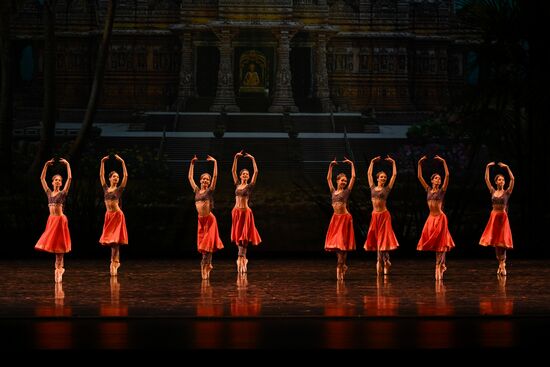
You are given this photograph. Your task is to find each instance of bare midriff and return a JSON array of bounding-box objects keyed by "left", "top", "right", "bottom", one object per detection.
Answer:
[
  {"left": 105, "top": 199, "right": 121, "bottom": 213},
  {"left": 48, "top": 204, "right": 64, "bottom": 216},
  {"left": 234, "top": 196, "right": 249, "bottom": 210},
  {"left": 428, "top": 200, "right": 443, "bottom": 216},
  {"left": 332, "top": 202, "right": 348, "bottom": 215},
  {"left": 371, "top": 198, "right": 388, "bottom": 212},
  {"left": 491, "top": 204, "right": 506, "bottom": 212},
  {"left": 196, "top": 200, "right": 211, "bottom": 217}
]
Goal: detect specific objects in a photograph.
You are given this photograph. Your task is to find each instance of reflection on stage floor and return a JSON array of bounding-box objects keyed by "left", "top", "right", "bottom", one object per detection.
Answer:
[{"left": 1, "top": 258, "right": 549, "bottom": 349}]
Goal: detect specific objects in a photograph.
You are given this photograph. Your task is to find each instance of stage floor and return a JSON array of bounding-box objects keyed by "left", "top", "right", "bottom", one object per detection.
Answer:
[{"left": 1, "top": 258, "right": 549, "bottom": 349}]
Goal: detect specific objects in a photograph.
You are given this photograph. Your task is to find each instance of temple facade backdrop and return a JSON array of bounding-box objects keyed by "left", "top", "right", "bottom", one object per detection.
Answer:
[{"left": 10, "top": 0, "right": 473, "bottom": 115}]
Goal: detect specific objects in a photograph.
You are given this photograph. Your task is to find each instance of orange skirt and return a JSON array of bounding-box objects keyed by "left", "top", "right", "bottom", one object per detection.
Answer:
[
  {"left": 479, "top": 210, "right": 513, "bottom": 249},
  {"left": 325, "top": 212, "right": 356, "bottom": 251},
  {"left": 35, "top": 214, "right": 71, "bottom": 253},
  {"left": 197, "top": 212, "right": 224, "bottom": 253},
  {"left": 99, "top": 210, "right": 128, "bottom": 246},
  {"left": 364, "top": 210, "right": 399, "bottom": 251},
  {"left": 417, "top": 213, "right": 455, "bottom": 252},
  {"left": 231, "top": 207, "right": 262, "bottom": 246}
]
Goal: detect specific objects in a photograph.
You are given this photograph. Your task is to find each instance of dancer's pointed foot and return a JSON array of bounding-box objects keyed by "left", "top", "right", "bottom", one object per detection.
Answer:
[
  {"left": 376, "top": 261, "right": 382, "bottom": 275},
  {"left": 55, "top": 267, "right": 65, "bottom": 283},
  {"left": 242, "top": 258, "right": 248, "bottom": 273},
  {"left": 497, "top": 262, "right": 507, "bottom": 276},
  {"left": 383, "top": 260, "right": 391, "bottom": 275},
  {"left": 336, "top": 264, "right": 348, "bottom": 280},
  {"left": 435, "top": 264, "right": 447, "bottom": 280},
  {"left": 204, "top": 264, "right": 213, "bottom": 279},
  {"left": 110, "top": 261, "right": 120, "bottom": 276}
]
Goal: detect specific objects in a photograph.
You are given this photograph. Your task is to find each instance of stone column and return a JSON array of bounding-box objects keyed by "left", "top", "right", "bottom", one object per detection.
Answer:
[
  {"left": 269, "top": 29, "right": 298, "bottom": 112},
  {"left": 315, "top": 33, "right": 334, "bottom": 112},
  {"left": 176, "top": 31, "right": 195, "bottom": 110},
  {"left": 210, "top": 28, "right": 239, "bottom": 112}
]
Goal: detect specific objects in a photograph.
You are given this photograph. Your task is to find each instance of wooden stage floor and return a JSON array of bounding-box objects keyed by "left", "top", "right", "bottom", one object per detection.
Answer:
[{"left": 1, "top": 258, "right": 549, "bottom": 350}]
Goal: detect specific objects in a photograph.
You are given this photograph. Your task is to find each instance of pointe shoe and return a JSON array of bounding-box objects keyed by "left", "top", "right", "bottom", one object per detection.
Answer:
[
  {"left": 204, "top": 264, "right": 213, "bottom": 279},
  {"left": 436, "top": 264, "right": 447, "bottom": 280},
  {"left": 376, "top": 261, "right": 382, "bottom": 275},
  {"left": 336, "top": 264, "right": 347, "bottom": 280},
  {"left": 498, "top": 262, "right": 507, "bottom": 276},
  {"left": 237, "top": 258, "right": 245, "bottom": 274},
  {"left": 242, "top": 258, "right": 248, "bottom": 273},
  {"left": 55, "top": 268, "right": 65, "bottom": 283},
  {"left": 383, "top": 260, "right": 391, "bottom": 275},
  {"left": 110, "top": 261, "right": 120, "bottom": 276}
]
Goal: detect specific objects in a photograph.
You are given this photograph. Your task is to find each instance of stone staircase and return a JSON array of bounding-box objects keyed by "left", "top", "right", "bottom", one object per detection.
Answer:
[{"left": 91, "top": 111, "right": 411, "bottom": 182}]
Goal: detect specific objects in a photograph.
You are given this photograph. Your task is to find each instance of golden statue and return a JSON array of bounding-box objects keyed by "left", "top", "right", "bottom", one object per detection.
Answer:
[{"left": 243, "top": 63, "right": 260, "bottom": 87}]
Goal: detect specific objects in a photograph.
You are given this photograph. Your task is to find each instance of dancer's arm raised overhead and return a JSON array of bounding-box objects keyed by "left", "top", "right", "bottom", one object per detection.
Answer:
[
  {"left": 207, "top": 155, "right": 218, "bottom": 190},
  {"left": 244, "top": 153, "right": 258, "bottom": 186},
  {"left": 498, "top": 162, "right": 514, "bottom": 194},
  {"left": 188, "top": 155, "right": 199, "bottom": 192},
  {"left": 367, "top": 156, "right": 380, "bottom": 188},
  {"left": 327, "top": 158, "right": 337, "bottom": 192},
  {"left": 100, "top": 156, "right": 108, "bottom": 188},
  {"left": 434, "top": 155, "right": 449, "bottom": 191},
  {"left": 417, "top": 155, "right": 429, "bottom": 191},
  {"left": 59, "top": 158, "right": 72, "bottom": 192},
  {"left": 40, "top": 158, "right": 54, "bottom": 193},
  {"left": 386, "top": 155, "right": 397, "bottom": 190},
  {"left": 484, "top": 161, "right": 496, "bottom": 193},
  {"left": 115, "top": 154, "right": 128, "bottom": 189},
  {"left": 343, "top": 157, "right": 356, "bottom": 190},
  {"left": 232, "top": 150, "right": 243, "bottom": 185}
]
